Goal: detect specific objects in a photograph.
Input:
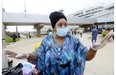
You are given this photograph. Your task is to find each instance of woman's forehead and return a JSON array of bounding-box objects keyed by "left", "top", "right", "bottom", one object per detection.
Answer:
[{"left": 57, "top": 18, "right": 67, "bottom": 23}]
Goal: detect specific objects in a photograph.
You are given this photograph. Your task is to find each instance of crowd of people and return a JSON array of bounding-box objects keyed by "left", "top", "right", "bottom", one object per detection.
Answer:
[{"left": 67, "top": 28, "right": 84, "bottom": 38}]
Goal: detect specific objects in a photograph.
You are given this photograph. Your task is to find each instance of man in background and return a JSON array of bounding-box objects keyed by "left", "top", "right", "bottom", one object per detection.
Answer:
[{"left": 91, "top": 26, "right": 98, "bottom": 43}]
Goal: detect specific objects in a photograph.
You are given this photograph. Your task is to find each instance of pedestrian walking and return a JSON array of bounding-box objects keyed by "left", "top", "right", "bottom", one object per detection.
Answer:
[
  {"left": 12, "top": 33, "right": 17, "bottom": 43},
  {"left": 91, "top": 26, "right": 98, "bottom": 43},
  {"left": 80, "top": 29, "right": 83, "bottom": 37}
]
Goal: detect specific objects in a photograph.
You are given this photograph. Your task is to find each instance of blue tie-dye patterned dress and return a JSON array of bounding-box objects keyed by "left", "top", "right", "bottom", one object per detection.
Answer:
[{"left": 35, "top": 34, "right": 87, "bottom": 75}]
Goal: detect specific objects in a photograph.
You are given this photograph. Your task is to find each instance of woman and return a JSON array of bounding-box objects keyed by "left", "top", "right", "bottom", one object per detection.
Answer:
[{"left": 4, "top": 11, "right": 113, "bottom": 75}]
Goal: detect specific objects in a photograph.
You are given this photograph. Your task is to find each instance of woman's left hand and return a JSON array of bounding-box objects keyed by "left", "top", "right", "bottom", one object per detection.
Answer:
[{"left": 91, "top": 30, "right": 114, "bottom": 50}]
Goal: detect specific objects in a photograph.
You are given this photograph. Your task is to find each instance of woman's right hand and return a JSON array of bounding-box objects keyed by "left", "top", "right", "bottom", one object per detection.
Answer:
[
  {"left": 4, "top": 49, "right": 17, "bottom": 58},
  {"left": 91, "top": 30, "right": 114, "bottom": 50},
  {"left": 3, "top": 49, "right": 29, "bottom": 59}
]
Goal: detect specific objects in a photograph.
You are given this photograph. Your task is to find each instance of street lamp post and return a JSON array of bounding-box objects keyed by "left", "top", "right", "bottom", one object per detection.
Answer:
[
  {"left": 59, "top": 9, "right": 64, "bottom": 13},
  {"left": 24, "top": 0, "right": 26, "bottom": 18}
]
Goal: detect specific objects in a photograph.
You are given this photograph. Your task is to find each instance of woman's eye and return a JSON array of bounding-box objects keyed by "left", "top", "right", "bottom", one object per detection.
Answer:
[
  {"left": 57, "top": 23, "right": 67, "bottom": 27},
  {"left": 58, "top": 24, "right": 62, "bottom": 27},
  {"left": 65, "top": 24, "right": 67, "bottom": 27}
]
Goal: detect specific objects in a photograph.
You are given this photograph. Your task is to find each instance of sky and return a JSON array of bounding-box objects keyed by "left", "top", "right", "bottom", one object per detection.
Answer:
[
  {"left": 2, "top": 0, "right": 114, "bottom": 32},
  {"left": 2, "top": 0, "right": 114, "bottom": 15}
]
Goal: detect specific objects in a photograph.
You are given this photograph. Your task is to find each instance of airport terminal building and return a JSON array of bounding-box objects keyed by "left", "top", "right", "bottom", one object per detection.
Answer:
[{"left": 69, "top": 3, "right": 114, "bottom": 30}]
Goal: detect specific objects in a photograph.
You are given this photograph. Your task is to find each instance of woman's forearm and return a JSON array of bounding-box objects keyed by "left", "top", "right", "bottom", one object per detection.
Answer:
[
  {"left": 27, "top": 53, "right": 38, "bottom": 61},
  {"left": 86, "top": 47, "right": 97, "bottom": 61}
]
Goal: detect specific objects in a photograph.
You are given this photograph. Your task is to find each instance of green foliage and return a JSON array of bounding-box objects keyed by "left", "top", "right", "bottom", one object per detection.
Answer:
[
  {"left": 5, "top": 35, "right": 20, "bottom": 43},
  {"left": 98, "top": 29, "right": 102, "bottom": 34},
  {"left": 5, "top": 36, "right": 13, "bottom": 43},
  {"left": 102, "top": 31, "right": 108, "bottom": 37}
]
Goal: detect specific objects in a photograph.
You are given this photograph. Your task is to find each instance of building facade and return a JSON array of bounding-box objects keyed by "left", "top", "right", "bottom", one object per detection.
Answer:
[{"left": 69, "top": 3, "right": 114, "bottom": 30}]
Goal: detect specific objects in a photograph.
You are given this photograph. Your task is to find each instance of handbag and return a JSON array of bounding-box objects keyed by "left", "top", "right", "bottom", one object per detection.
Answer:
[{"left": 2, "top": 63, "right": 23, "bottom": 75}]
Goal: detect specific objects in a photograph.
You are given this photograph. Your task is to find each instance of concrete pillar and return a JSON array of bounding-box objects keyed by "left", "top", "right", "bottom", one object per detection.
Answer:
[
  {"left": 16, "top": 26, "right": 18, "bottom": 36},
  {"left": 1, "top": 2, "right": 8, "bottom": 68},
  {"left": 2, "top": 24, "right": 8, "bottom": 68},
  {"left": 37, "top": 29, "right": 41, "bottom": 37},
  {"left": 34, "top": 24, "right": 44, "bottom": 37}
]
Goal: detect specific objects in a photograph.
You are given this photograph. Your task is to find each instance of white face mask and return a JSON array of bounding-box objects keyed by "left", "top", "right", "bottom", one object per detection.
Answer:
[{"left": 56, "top": 27, "right": 69, "bottom": 37}]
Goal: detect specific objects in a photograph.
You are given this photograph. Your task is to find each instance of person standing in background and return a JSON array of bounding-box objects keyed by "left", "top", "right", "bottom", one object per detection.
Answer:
[
  {"left": 91, "top": 26, "right": 98, "bottom": 43},
  {"left": 79, "top": 29, "right": 83, "bottom": 37},
  {"left": 12, "top": 33, "right": 17, "bottom": 43}
]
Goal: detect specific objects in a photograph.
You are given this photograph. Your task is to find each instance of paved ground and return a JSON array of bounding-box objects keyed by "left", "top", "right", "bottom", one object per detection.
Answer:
[{"left": 5, "top": 33, "right": 114, "bottom": 75}]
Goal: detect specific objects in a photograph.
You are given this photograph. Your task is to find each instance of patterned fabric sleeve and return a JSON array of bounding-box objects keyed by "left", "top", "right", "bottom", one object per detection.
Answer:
[
  {"left": 35, "top": 39, "right": 46, "bottom": 74},
  {"left": 73, "top": 36, "right": 88, "bottom": 75}
]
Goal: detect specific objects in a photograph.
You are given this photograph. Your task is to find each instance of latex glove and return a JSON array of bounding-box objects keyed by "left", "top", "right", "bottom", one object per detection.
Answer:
[
  {"left": 91, "top": 30, "right": 114, "bottom": 51},
  {"left": 4, "top": 49, "right": 29, "bottom": 59}
]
